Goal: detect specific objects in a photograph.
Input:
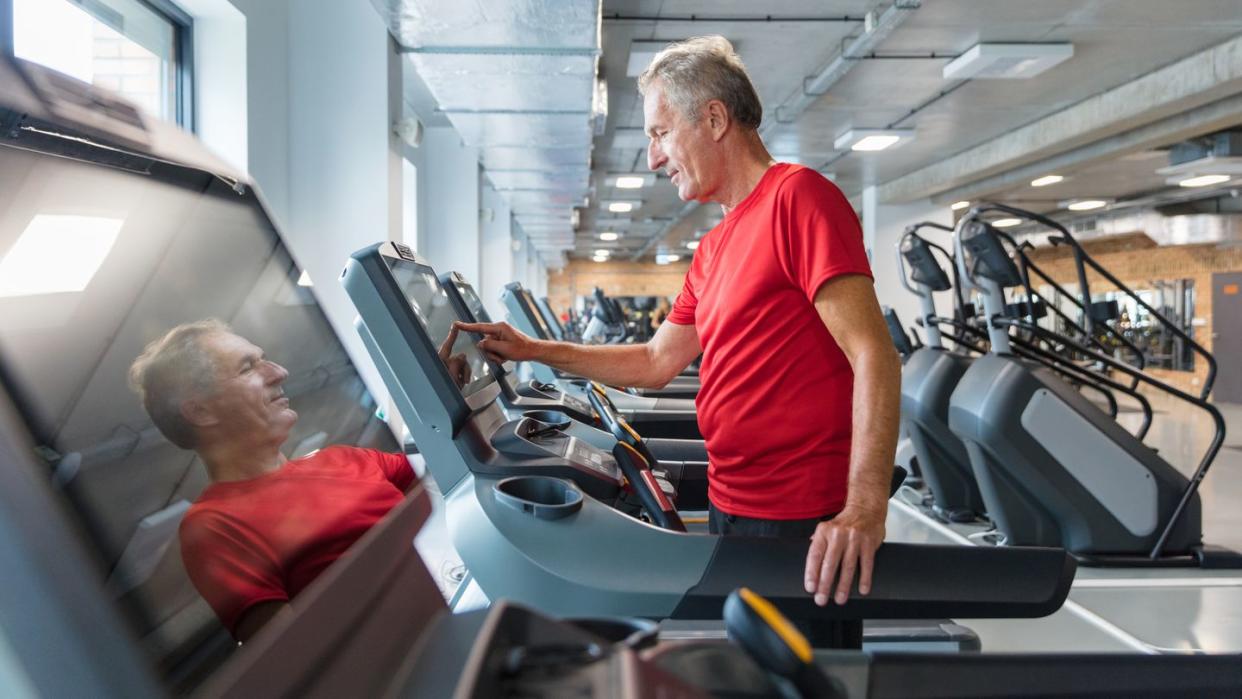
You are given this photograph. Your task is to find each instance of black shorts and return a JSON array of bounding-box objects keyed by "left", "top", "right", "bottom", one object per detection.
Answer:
[{"left": 707, "top": 502, "right": 836, "bottom": 538}]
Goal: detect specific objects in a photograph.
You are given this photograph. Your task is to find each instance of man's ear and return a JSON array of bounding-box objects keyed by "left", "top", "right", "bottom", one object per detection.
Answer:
[
  {"left": 705, "top": 100, "right": 730, "bottom": 141},
  {"left": 181, "top": 397, "right": 220, "bottom": 429}
]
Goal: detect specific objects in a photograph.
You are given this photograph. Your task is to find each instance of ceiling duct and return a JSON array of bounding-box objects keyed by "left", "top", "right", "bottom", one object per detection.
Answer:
[
  {"left": 1020, "top": 208, "right": 1242, "bottom": 248},
  {"left": 370, "top": 0, "right": 601, "bottom": 256},
  {"left": 1158, "top": 131, "right": 1242, "bottom": 177}
]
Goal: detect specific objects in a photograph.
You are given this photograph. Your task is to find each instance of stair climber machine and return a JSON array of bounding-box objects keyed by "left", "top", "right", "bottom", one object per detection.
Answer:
[
  {"left": 502, "top": 281, "right": 704, "bottom": 435},
  {"left": 340, "top": 241, "right": 1077, "bottom": 646},
  {"left": 895, "top": 220, "right": 1165, "bottom": 529},
  {"left": 946, "top": 203, "right": 1242, "bottom": 567},
  {"left": 441, "top": 270, "right": 712, "bottom": 509}
]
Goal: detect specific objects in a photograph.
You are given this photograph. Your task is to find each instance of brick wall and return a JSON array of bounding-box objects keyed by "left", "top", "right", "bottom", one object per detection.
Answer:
[
  {"left": 547, "top": 259, "right": 691, "bottom": 314},
  {"left": 1023, "top": 233, "right": 1242, "bottom": 394}
]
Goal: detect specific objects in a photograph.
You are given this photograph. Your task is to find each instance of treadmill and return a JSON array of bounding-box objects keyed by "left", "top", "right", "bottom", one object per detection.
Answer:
[
  {"left": 340, "top": 241, "right": 1075, "bottom": 635},
  {"left": 441, "top": 271, "right": 711, "bottom": 507},
  {"left": 501, "top": 281, "right": 703, "bottom": 437},
  {"left": 534, "top": 294, "right": 566, "bottom": 341}
]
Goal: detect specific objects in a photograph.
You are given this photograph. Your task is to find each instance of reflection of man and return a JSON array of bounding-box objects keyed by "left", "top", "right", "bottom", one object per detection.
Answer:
[
  {"left": 458, "top": 37, "right": 900, "bottom": 609},
  {"left": 128, "top": 319, "right": 412, "bottom": 641}
]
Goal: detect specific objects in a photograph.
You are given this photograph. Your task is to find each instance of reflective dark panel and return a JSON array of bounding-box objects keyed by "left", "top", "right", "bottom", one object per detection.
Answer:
[{"left": 0, "top": 138, "right": 397, "bottom": 688}]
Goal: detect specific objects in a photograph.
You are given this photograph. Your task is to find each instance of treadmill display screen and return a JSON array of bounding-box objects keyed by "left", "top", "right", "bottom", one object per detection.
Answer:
[
  {"left": 521, "top": 288, "right": 554, "bottom": 339},
  {"left": 387, "top": 259, "right": 493, "bottom": 398},
  {"left": 453, "top": 278, "right": 493, "bottom": 323}
]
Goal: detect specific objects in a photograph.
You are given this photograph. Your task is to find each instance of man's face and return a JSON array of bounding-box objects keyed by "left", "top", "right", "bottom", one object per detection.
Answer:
[
  {"left": 645, "top": 82, "right": 717, "bottom": 202},
  {"left": 197, "top": 332, "right": 298, "bottom": 446}
]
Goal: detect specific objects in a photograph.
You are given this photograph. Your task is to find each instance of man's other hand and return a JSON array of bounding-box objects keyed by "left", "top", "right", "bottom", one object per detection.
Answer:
[
  {"left": 803, "top": 505, "right": 886, "bottom": 606},
  {"left": 453, "top": 321, "right": 542, "bottom": 364}
]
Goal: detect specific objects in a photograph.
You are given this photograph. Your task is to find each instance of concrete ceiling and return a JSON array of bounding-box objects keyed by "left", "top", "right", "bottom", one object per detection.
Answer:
[{"left": 581, "top": 0, "right": 1242, "bottom": 261}]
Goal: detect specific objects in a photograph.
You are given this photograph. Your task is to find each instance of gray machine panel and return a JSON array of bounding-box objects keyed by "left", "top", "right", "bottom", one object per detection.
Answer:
[{"left": 1021, "top": 388, "right": 1158, "bottom": 537}]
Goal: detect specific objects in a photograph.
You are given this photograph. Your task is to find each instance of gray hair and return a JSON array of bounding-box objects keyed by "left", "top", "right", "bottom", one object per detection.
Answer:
[
  {"left": 637, "top": 36, "right": 762, "bottom": 130},
  {"left": 128, "top": 319, "right": 232, "bottom": 449}
]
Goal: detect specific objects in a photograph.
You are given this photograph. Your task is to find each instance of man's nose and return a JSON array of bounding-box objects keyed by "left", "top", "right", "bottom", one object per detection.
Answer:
[
  {"left": 647, "top": 139, "right": 665, "bottom": 172},
  {"left": 263, "top": 360, "right": 289, "bottom": 383}
]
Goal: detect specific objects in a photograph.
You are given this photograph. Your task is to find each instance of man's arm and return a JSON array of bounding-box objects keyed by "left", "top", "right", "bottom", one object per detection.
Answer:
[
  {"left": 454, "top": 319, "right": 701, "bottom": 389},
  {"left": 803, "top": 274, "right": 902, "bottom": 606}
]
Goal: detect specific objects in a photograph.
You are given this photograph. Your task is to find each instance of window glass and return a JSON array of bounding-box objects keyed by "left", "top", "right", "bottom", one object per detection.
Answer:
[{"left": 13, "top": 0, "right": 179, "bottom": 123}]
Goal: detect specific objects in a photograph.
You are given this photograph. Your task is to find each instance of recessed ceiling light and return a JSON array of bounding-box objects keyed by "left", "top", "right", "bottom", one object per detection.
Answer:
[
  {"left": 665, "top": 254, "right": 681, "bottom": 262},
  {"left": 1178, "top": 174, "right": 1231, "bottom": 188},
  {"left": 593, "top": 249, "right": 611, "bottom": 257},
  {"left": 834, "top": 128, "right": 915, "bottom": 153},
  {"left": 1065, "top": 199, "right": 1108, "bottom": 211},
  {"left": 686, "top": 240, "right": 700, "bottom": 250},
  {"left": 951, "top": 201, "right": 970, "bottom": 211},
  {"left": 1030, "top": 175, "right": 1064, "bottom": 187},
  {"left": 599, "top": 231, "right": 619, "bottom": 241},
  {"left": 592, "top": 255, "right": 608, "bottom": 263},
  {"left": 608, "top": 202, "right": 635, "bottom": 213},
  {"left": 992, "top": 218, "right": 1022, "bottom": 228},
  {"left": 614, "top": 175, "right": 647, "bottom": 189}
]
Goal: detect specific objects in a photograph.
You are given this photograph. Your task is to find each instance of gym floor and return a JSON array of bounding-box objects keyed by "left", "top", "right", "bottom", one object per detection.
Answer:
[{"left": 890, "top": 397, "right": 1242, "bottom": 654}]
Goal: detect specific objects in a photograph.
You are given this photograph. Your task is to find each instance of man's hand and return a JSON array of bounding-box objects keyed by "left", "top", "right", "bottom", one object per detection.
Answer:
[
  {"left": 437, "top": 325, "right": 472, "bottom": 388},
  {"left": 453, "top": 321, "right": 543, "bottom": 364},
  {"left": 804, "top": 504, "right": 886, "bottom": 606}
]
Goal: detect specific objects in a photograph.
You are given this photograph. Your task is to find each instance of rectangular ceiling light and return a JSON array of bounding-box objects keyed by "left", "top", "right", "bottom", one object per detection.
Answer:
[
  {"left": 0, "top": 214, "right": 123, "bottom": 298},
  {"left": 604, "top": 199, "right": 642, "bottom": 213},
  {"left": 943, "top": 43, "right": 1074, "bottom": 80},
  {"left": 605, "top": 172, "right": 656, "bottom": 189},
  {"left": 627, "top": 40, "right": 671, "bottom": 77},
  {"left": 1030, "top": 174, "right": 1064, "bottom": 187},
  {"left": 834, "top": 128, "right": 915, "bottom": 152}
]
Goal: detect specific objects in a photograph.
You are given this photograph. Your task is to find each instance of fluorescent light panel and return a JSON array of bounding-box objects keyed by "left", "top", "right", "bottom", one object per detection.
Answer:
[
  {"left": 0, "top": 214, "right": 123, "bottom": 297},
  {"left": 1030, "top": 174, "right": 1064, "bottom": 187},
  {"left": 599, "top": 232, "right": 619, "bottom": 241},
  {"left": 991, "top": 218, "right": 1022, "bottom": 228},
  {"left": 834, "top": 128, "right": 915, "bottom": 152},
  {"left": 951, "top": 201, "right": 971, "bottom": 210},
  {"left": 943, "top": 43, "right": 1074, "bottom": 80},
  {"left": 606, "top": 172, "right": 656, "bottom": 189},
  {"left": 604, "top": 200, "right": 642, "bottom": 213},
  {"left": 1178, "top": 174, "right": 1231, "bottom": 187},
  {"left": 1065, "top": 199, "right": 1109, "bottom": 211}
]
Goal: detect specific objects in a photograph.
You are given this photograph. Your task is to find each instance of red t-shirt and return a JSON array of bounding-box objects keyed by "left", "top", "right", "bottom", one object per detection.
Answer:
[
  {"left": 179, "top": 446, "right": 413, "bottom": 636},
  {"left": 666, "top": 163, "right": 873, "bottom": 519}
]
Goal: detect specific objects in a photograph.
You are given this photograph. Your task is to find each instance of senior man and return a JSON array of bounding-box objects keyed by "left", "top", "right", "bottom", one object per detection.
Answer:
[
  {"left": 458, "top": 37, "right": 900, "bottom": 607},
  {"left": 128, "top": 319, "right": 424, "bottom": 640}
]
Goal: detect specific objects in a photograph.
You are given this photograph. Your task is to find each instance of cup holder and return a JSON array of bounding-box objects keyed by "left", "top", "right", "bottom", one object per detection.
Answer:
[
  {"left": 522, "top": 410, "right": 573, "bottom": 429},
  {"left": 564, "top": 616, "right": 660, "bottom": 651},
  {"left": 494, "top": 476, "right": 583, "bottom": 521}
]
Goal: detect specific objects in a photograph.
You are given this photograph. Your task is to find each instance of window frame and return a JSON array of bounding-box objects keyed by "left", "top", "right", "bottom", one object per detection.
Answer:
[{"left": 1, "top": 0, "right": 195, "bottom": 130}]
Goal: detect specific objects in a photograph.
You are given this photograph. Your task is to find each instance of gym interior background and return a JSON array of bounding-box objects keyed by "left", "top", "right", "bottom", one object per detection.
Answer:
[{"left": 6, "top": 0, "right": 1242, "bottom": 696}]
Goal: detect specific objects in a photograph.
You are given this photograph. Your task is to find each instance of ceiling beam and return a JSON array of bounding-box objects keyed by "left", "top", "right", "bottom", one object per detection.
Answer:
[{"left": 878, "top": 33, "right": 1242, "bottom": 204}]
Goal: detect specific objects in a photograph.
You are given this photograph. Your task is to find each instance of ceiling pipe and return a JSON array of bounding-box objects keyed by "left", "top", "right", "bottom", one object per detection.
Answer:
[{"left": 631, "top": 0, "right": 921, "bottom": 260}]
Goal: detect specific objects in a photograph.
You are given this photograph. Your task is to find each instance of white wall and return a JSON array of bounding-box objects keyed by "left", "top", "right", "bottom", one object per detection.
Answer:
[
  {"left": 479, "top": 178, "right": 514, "bottom": 320},
  {"left": 213, "top": 0, "right": 404, "bottom": 407},
  {"left": 862, "top": 186, "right": 956, "bottom": 339},
  {"left": 418, "top": 127, "right": 480, "bottom": 280},
  {"left": 178, "top": 0, "right": 247, "bottom": 171}
]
